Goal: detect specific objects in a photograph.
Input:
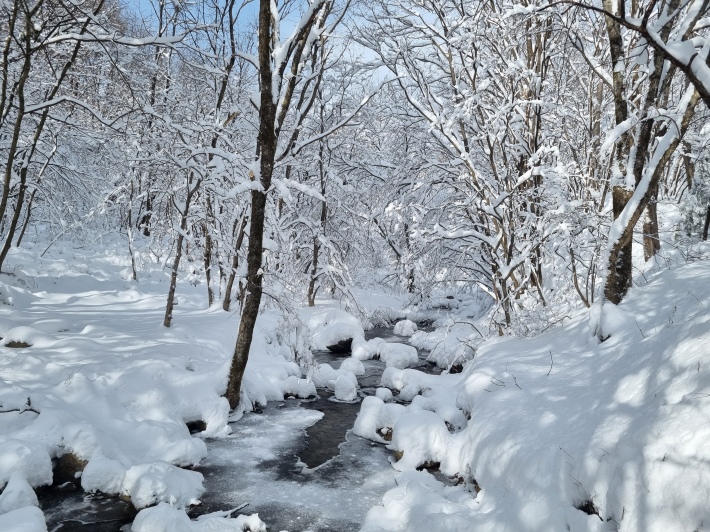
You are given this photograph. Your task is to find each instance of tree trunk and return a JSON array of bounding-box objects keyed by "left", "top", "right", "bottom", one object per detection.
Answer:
[
  {"left": 307, "top": 237, "right": 319, "bottom": 307},
  {"left": 703, "top": 204, "right": 710, "bottom": 241},
  {"left": 223, "top": 215, "right": 248, "bottom": 312},
  {"left": 642, "top": 181, "right": 660, "bottom": 260},
  {"left": 163, "top": 231, "right": 185, "bottom": 327},
  {"left": 225, "top": 0, "right": 278, "bottom": 410},
  {"left": 163, "top": 179, "right": 200, "bottom": 327},
  {"left": 603, "top": 186, "right": 634, "bottom": 304}
]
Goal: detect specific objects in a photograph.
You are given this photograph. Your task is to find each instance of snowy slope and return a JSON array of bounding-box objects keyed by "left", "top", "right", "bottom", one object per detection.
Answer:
[
  {"left": 0, "top": 243, "right": 309, "bottom": 529},
  {"left": 361, "top": 258, "right": 710, "bottom": 532}
]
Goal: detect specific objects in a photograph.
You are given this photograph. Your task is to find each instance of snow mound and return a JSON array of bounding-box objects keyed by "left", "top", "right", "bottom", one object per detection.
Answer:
[
  {"left": 308, "top": 309, "right": 364, "bottom": 351},
  {"left": 360, "top": 471, "right": 476, "bottom": 532},
  {"left": 333, "top": 375, "right": 358, "bottom": 402},
  {"left": 351, "top": 335, "right": 385, "bottom": 361},
  {"left": 122, "top": 461, "right": 204, "bottom": 509},
  {"left": 0, "top": 440, "right": 52, "bottom": 489},
  {"left": 353, "top": 396, "right": 406, "bottom": 443},
  {"left": 0, "top": 474, "right": 38, "bottom": 515},
  {"left": 311, "top": 363, "right": 358, "bottom": 392},
  {"left": 390, "top": 410, "right": 450, "bottom": 471},
  {"left": 2, "top": 327, "right": 54, "bottom": 348},
  {"left": 393, "top": 320, "right": 417, "bottom": 336},
  {"left": 132, "top": 502, "right": 266, "bottom": 532},
  {"left": 280, "top": 376, "right": 317, "bottom": 398},
  {"left": 339, "top": 357, "right": 365, "bottom": 376},
  {"left": 378, "top": 343, "right": 419, "bottom": 369},
  {"left": 409, "top": 323, "right": 477, "bottom": 368},
  {"left": 375, "top": 388, "right": 393, "bottom": 403},
  {"left": 0, "top": 506, "right": 47, "bottom": 532}
]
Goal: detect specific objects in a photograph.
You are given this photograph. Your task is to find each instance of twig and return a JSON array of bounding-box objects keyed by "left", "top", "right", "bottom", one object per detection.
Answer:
[
  {"left": 547, "top": 350, "right": 553, "bottom": 376},
  {"left": 688, "top": 291, "right": 704, "bottom": 306},
  {"left": 0, "top": 398, "right": 39, "bottom": 415},
  {"left": 635, "top": 320, "right": 645, "bottom": 338},
  {"left": 512, "top": 375, "right": 522, "bottom": 389}
]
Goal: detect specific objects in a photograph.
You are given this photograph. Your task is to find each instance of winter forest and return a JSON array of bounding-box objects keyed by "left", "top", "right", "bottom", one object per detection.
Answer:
[{"left": 1, "top": 0, "right": 710, "bottom": 529}]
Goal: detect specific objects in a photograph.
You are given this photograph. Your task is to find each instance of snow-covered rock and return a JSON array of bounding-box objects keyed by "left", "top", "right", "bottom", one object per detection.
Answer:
[
  {"left": 375, "top": 388, "right": 393, "bottom": 403},
  {"left": 351, "top": 335, "right": 385, "bottom": 361},
  {"left": 280, "top": 376, "right": 317, "bottom": 398},
  {"left": 0, "top": 474, "right": 38, "bottom": 515},
  {"left": 390, "top": 410, "right": 451, "bottom": 471},
  {"left": 0, "top": 506, "right": 47, "bottom": 532},
  {"left": 121, "top": 461, "right": 204, "bottom": 509},
  {"left": 2, "top": 327, "right": 54, "bottom": 348},
  {"left": 311, "top": 363, "right": 358, "bottom": 392},
  {"left": 131, "top": 502, "right": 267, "bottom": 532},
  {"left": 353, "top": 396, "right": 406, "bottom": 443},
  {"left": 333, "top": 375, "right": 358, "bottom": 402},
  {"left": 378, "top": 343, "right": 419, "bottom": 369},
  {"left": 0, "top": 440, "right": 52, "bottom": 489},
  {"left": 308, "top": 309, "right": 364, "bottom": 351},
  {"left": 339, "top": 357, "right": 365, "bottom": 376},
  {"left": 393, "top": 320, "right": 418, "bottom": 337}
]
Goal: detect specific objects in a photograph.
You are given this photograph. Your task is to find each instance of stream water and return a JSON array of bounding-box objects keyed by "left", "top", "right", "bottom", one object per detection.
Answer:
[{"left": 40, "top": 325, "right": 437, "bottom": 532}]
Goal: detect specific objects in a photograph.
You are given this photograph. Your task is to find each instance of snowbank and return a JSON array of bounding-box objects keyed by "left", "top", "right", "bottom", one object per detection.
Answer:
[
  {"left": 363, "top": 261, "right": 710, "bottom": 532},
  {"left": 0, "top": 245, "right": 321, "bottom": 529}
]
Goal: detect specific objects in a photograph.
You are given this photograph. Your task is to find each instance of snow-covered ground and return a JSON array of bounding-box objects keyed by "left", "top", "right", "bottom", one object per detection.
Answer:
[
  {"left": 358, "top": 249, "right": 710, "bottom": 532},
  {"left": 0, "top": 243, "right": 324, "bottom": 531},
  {"left": 2, "top": 239, "right": 710, "bottom": 532}
]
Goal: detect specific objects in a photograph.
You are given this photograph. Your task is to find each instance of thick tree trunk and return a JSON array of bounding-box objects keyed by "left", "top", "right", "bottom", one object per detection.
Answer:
[
  {"left": 702, "top": 205, "right": 710, "bottom": 241},
  {"left": 225, "top": 186, "right": 270, "bottom": 409},
  {"left": 603, "top": 187, "right": 634, "bottom": 305}
]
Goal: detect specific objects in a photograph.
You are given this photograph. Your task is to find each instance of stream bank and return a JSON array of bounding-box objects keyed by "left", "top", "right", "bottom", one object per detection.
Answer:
[{"left": 40, "top": 324, "right": 436, "bottom": 531}]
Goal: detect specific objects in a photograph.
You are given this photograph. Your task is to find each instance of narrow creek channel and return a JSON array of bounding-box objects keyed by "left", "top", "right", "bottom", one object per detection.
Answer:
[{"left": 40, "top": 324, "right": 437, "bottom": 532}]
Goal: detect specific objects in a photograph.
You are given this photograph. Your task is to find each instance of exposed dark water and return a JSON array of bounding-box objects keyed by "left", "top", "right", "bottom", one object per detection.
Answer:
[{"left": 39, "top": 323, "right": 436, "bottom": 532}]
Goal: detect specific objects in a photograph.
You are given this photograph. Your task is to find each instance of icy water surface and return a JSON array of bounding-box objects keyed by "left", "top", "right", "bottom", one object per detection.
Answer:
[{"left": 40, "top": 325, "right": 436, "bottom": 532}]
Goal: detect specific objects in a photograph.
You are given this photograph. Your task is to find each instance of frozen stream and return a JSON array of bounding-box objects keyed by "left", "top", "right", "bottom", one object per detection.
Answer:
[{"left": 41, "top": 326, "right": 437, "bottom": 531}]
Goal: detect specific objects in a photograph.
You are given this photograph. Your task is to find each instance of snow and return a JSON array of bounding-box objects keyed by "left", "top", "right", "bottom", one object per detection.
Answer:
[
  {"left": 378, "top": 342, "right": 419, "bottom": 369},
  {"left": 311, "top": 363, "right": 358, "bottom": 392},
  {"left": 122, "top": 461, "right": 204, "bottom": 509},
  {"left": 132, "top": 502, "right": 266, "bottom": 532},
  {"left": 389, "top": 410, "right": 451, "bottom": 471},
  {"left": 353, "top": 396, "right": 406, "bottom": 443},
  {"left": 0, "top": 474, "right": 38, "bottom": 515},
  {"left": 0, "top": 244, "right": 329, "bottom": 529},
  {"left": 409, "top": 322, "right": 477, "bottom": 368},
  {"left": 351, "top": 335, "right": 385, "bottom": 361},
  {"left": 340, "top": 356, "right": 366, "bottom": 375},
  {"left": 392, "top": 319, "right": 417, "bottom": 336},
  {"left": 0, "top": 441, "right": 52, "bottom": 489},
  {"left": 333, "top": 374, "right": 358, "bottom": 402},
  {"left": 2, "top": 238, "right": 710, "bottom": 532},
  {"left": 0, "top": 506, "right": 47, "bottom": 532},
  {"left": 375, "top": 388, "right": 393, "bottom": 402},
  {"left": 307, "top": 308, "right": 365, "bottom": 350},
  {"left": 362, "top": 259, "right": 710, "bottom": 532}
]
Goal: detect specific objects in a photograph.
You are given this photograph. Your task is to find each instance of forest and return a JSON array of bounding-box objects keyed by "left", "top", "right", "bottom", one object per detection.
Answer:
[{"left": 1, "top": 0, "right": 709, "bottom": 529}]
